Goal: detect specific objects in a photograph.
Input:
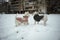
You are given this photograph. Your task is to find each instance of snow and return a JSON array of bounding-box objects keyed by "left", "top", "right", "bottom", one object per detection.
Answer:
[{"left": 0, "top": 14, "right": 60, "bottom": 40}]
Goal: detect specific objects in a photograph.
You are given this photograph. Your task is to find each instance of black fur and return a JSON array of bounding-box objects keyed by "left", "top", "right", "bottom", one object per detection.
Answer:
[{"left": 33, "top": 14, "right": 44, "bottom": 22}]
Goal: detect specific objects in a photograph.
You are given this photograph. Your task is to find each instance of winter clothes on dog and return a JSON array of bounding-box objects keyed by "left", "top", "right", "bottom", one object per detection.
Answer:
[{"left": 33, "top": 14, "right": 44, "bottom": 22}]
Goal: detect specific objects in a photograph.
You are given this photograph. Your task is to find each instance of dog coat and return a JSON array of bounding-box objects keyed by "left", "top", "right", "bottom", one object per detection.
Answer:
[{"left": 33, "top": 14, "right": 44, "bottom": 22}]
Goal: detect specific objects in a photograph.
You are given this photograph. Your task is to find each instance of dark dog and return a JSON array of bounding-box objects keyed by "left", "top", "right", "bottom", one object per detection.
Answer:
[{"left": 33, "top": 12, "right": 48, "bottom": 26}]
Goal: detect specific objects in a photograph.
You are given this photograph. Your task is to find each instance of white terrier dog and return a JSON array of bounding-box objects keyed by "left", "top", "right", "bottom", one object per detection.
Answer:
[{"left": 15, "top": 12, "right": 29, "bottom": 26}]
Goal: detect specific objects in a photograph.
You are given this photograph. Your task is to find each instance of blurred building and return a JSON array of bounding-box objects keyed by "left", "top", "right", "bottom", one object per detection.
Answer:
[
  {"left": 0, "top": 0, "right": 11, "bottom": 13},
  {"left": 9, "top": 0, "right": 47, "bottom": 13},
  {"left": 46, "top": 0, "right": 60, "bottom": 14},
  {"left": 0, "top": 0, "right": 60, "bottom": 14}
]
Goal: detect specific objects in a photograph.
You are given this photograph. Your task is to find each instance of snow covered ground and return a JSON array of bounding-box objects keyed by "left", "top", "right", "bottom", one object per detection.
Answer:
[{"left": 0, "top": 14, "right": 60, "bottom": 40}]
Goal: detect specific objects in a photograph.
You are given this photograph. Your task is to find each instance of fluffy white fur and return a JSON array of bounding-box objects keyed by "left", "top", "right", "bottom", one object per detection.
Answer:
[
  {"left": 15, "top": 11, "right": 48, "bottom": 26},
  {"left": 15, "top": 12, "right": 29, "bottom": 26}
]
